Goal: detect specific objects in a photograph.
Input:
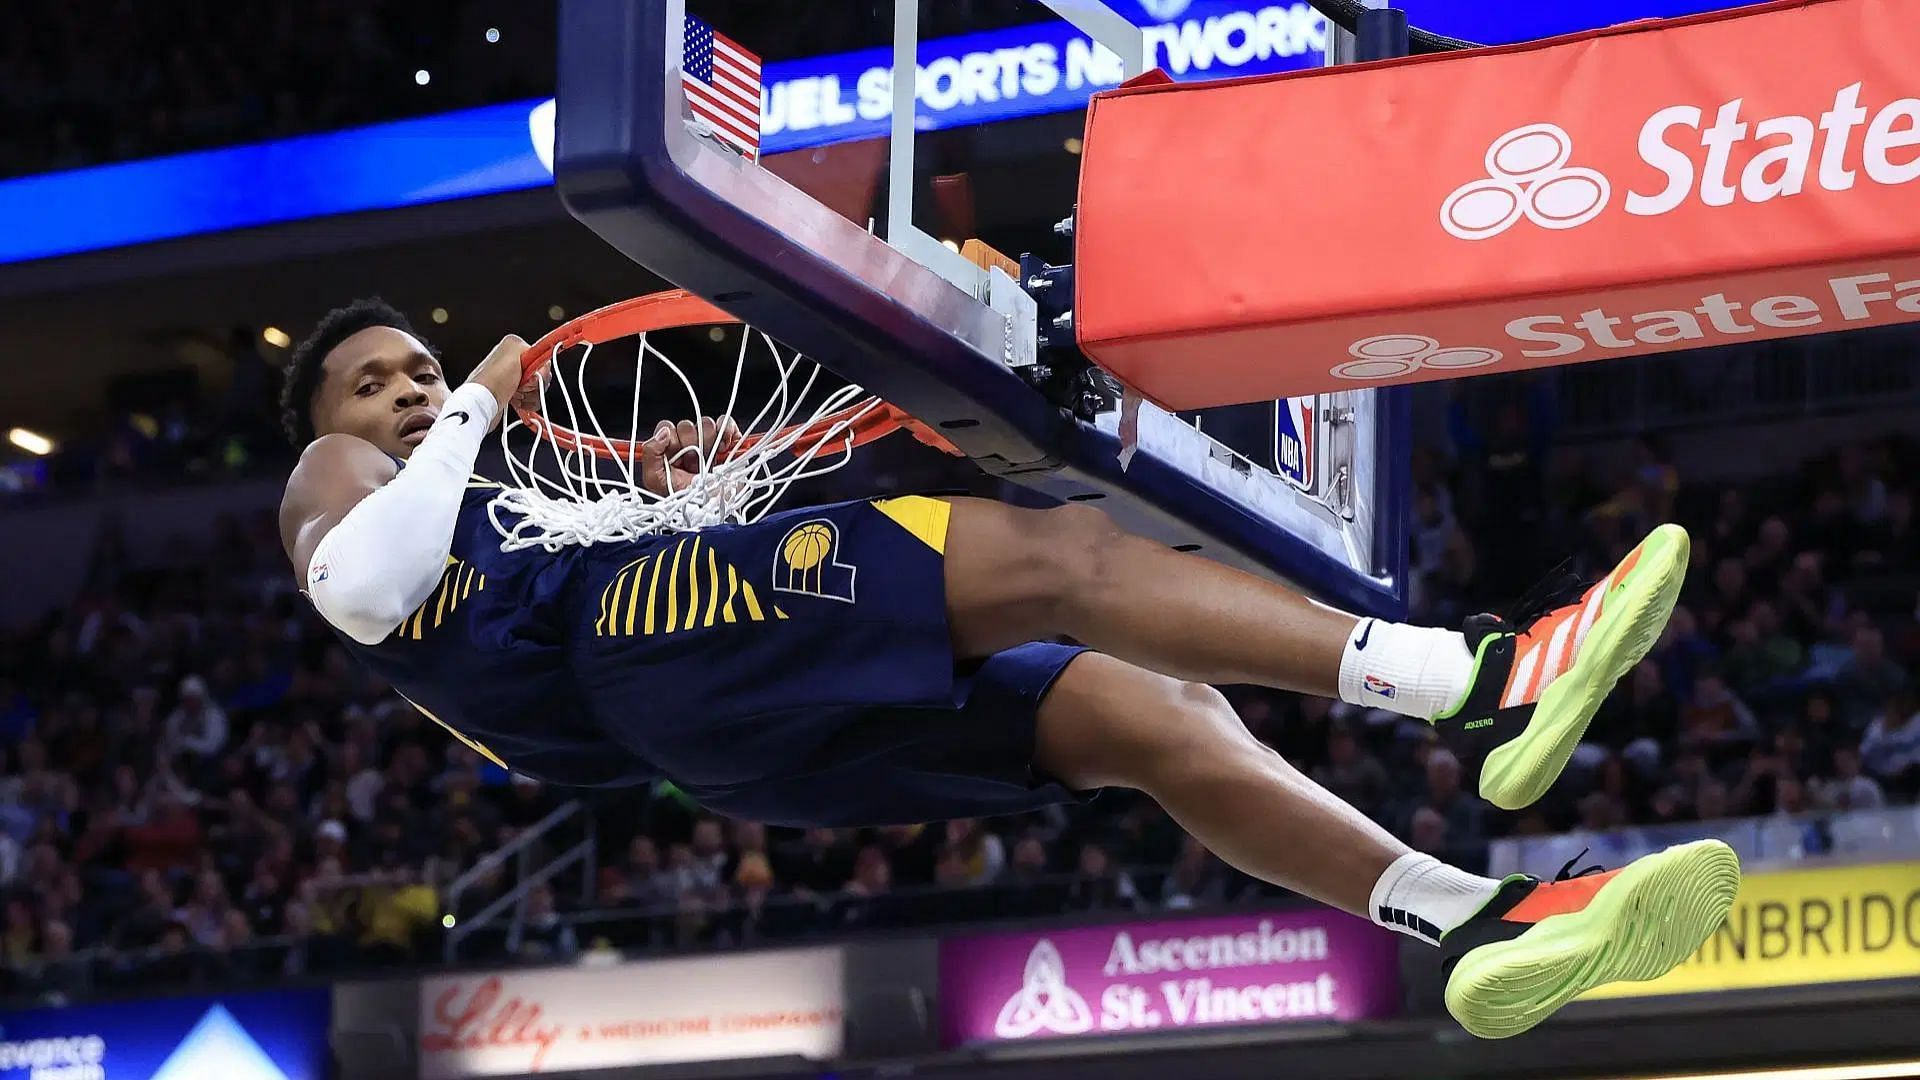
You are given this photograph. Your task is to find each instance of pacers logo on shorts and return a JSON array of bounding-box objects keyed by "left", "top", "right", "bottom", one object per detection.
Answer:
[{"left": 774, "top": 519, "right": 856, "bottom": 603}]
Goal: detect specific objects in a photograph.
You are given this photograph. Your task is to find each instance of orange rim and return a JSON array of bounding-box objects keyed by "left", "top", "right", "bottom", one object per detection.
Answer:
[{"left": 516, "top": 289, "right": 959, "bottom": 460}]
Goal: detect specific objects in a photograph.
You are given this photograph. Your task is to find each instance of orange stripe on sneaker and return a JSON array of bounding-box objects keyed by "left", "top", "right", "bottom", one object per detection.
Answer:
[
  {"left": 1499, "top": 539, "right": 1653, "bottom": 706},
  {"left": 1502, "top": 643, "right": 1539, "bottom": 707},
  {"left": 1613, "top": 545, "right": 1645, "bottom": 581},
  {"left": 1511, "top": 608, "right": 1576, "bottom": 702},
  {"left": 1503, "top": 868, "right": 1624, "bottom": 923}
]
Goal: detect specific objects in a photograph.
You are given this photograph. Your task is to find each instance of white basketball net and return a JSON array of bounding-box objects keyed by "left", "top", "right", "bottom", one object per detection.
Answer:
[{"left": 487, "top": 324, "right": 881, "bottom": 552}]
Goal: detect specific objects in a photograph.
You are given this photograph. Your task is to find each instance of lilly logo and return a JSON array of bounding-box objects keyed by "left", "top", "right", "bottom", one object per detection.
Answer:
[
  {"left": 1441, "top": 123, "right": 1610, "bottom": 240},
  {"left": 1137, "top": 0, "right": 1193, "bottom": 19},
  {"left": 529, "top": 99, "right": 557, "bottom": 175},
  {"left": 993, "top": 940, "right": 1094, "bottom": 1038},
  {"left": 1334, "top": 334, "right": 1503, "bottom": 381}
]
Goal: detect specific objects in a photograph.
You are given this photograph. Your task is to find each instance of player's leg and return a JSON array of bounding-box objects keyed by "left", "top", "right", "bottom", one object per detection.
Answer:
[
  {"left": 944, "top": 497, "right": 1690, "bottom": 810},
  {"left": 1036, "top": 651, "right": 1741, "bottom": 1039},
  {"left": 1035, "top": 651, "right": 1409, "bottom": 914}
]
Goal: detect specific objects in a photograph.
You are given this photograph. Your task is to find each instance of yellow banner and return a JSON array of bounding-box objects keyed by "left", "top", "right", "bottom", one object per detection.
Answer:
[{"left": 1582, "top": 860, "right": 1920, "bottom": 999}]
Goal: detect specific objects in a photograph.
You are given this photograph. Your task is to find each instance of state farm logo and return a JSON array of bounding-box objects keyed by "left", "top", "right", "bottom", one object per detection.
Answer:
[
  {"left": 1441, "top": 85, "right": 1920, "bottom": 242},
  {"left": 1334, "top": 334, "right": 1504, "bottom": 380},
  {"left": 1441, "top": 124, "right": 1610, "bottom": 240},
  {"left": 993, "top": 940, "right": 1093, "bottom": 1039}
]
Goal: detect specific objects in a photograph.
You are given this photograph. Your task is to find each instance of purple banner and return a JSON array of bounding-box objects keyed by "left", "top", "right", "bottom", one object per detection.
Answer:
[{"left": 938, "top": 908, "right": 1400, "bottom": 1046}]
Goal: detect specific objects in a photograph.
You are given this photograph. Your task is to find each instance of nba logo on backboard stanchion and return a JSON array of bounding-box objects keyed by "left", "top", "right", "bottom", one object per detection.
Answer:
[{"left": 1274, "top": 396, "right": 1316, "bottom": 493}]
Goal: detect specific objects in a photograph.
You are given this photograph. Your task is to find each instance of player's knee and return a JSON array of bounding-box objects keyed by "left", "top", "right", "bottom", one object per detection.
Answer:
[
  {"left": 1029, "top": 502, "right": 1126, "bottom": 615},
  {"left": 1118, "top": 680, "right": 1258, "bottom": 790}
]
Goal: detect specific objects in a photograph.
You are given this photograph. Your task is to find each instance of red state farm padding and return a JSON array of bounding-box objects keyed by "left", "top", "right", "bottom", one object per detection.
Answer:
[{"left": 1074, "top": 0, "right": 1920, "bottom": 411}]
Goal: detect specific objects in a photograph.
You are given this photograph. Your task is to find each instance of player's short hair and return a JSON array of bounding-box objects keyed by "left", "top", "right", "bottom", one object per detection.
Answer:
[{"left": 280, "top": 298, "right": 431, "bottom": 448}]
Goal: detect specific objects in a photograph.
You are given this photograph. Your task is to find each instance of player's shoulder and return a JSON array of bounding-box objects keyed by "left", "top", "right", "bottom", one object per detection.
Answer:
[
  {"left": 281, "top": 434, "right": 397, "bottom": 517},
  {"left": 279, "top": 433, "right": 402, "bottom": 568},
  {"left": 289, "top": 433, "right": 398, "bottom": 486}
]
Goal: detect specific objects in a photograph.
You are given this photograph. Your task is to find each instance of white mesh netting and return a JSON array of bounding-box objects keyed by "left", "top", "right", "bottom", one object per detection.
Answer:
[{"left": 487, "top": 322, "right": 882, "bottom": 552}]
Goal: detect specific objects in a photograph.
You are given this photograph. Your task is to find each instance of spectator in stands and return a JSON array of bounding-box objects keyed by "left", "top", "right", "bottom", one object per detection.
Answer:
[
  {"left": 163, "top": 675, "right": 228, "bottom": 760},
  {"left": 662, "top": 843, "right": 718, "bottom": 903},
  {"left": 622, "top": 836, "right": 672, "bottom": 909},
  {"left": 356, "top": 861, "right": 440, "bottom": 964},
  {"left": 1001, "top": 835, "right": 1050, "bottom": 885},
  {"left": 1722, "top": 602, "right": 1804, "bottom": 697},
  {"left": 216, "top": 906, "right": 255, "bottom": 973},
  {"left": 688, "top": 818, "right": 729, "bottom": 889},
  {"left": 1680, "top": 671, "right": 1760, "bottom": 751},
  {"left": 1160, "top": 835, "right": 1233, "bottom": 910},
  {"left": 178, "top": 868, "right": 231, "bottom": 948},
  {"left": 1576, "top": 790, "right": 1629, "bottom": 833},
  {"left": 1861, "top": 690, "right": 1920, "bottom": 793},
  {"left": 1310, "top": 722, "right": 1390, "bottom": 820},
  {"left": 123, "top": 788, "right": 202, "bottom": 875},
  {"left": 1599, "top": 662, "right": 1680, "bottom": 759},
  {"left": 1836, "top": 627, "right": 1910, "bottom": 723},
  {"left": 727, "top": 852, "right": 787, "bottom": 944},
  {"left": 943, "top": 819, "right": 1005, "bottom": 887},
  {"left": 723, "top": 820, "right": 770, "bottom": 878},
  {"left": 1856, "top": 488, "right": 1916, "bottom": 573},
  {"left": 26, "top": 918, "right": 86, "bottom": 1001},
  {"left": 1694, "top": 778, "right": 1732, "bottom": 823},
  {"left": 1064, "top": 841, "right": 1138, "bottom": 914},
  {"left": 2, "top": 898, "right": 36, "bottom": 968},
  {"left": 1813, "top": 743, "right": 1887, "bottom": 811},
  {"left": 0, "top": 820, "right": 17, "bottom": 891},
  {"left": 1743, "top": 516, "right": 1795, "bottom": 597},
  {"left": 873, "top": 823, "right": 940, "bottom": 887},
  {"left": 776, "top": 827, "right": 856, "bottom": 896},
  {"left": 1775, "top": 552, "right": 1834, "bottom": 645},
  {"left": 1398, "top": 748, "right": 1487, "bottom": 864},
  {"left": 1408, "top": 806, "right": 1450, "bottom": 857},
  {"left": 509, "top": 883, "right": 577, "bottom": 962},
  {"left": 833, "top": 845, "right": 897, "bottom": 930},
  {"left": 1702, "top": 557, "right": 1751, "bottom": 641}
]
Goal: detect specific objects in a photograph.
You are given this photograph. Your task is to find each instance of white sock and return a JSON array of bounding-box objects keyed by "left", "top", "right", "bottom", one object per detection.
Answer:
[
  {"left": 1369, "top": 852, "right": 1503, "bottom": 945},
  {"left": 1338, "top": 620, "right": 1474, "bottom": 721}
]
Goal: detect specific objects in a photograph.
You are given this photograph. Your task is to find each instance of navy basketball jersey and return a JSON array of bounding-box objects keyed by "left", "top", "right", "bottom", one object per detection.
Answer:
[{"left": 329, "top": 476, "right": 653, "bottom": 787}]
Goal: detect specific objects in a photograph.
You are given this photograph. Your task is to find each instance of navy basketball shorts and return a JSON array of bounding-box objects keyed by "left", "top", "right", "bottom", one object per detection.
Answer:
[{"left": 568, "top": 496, "right": 1090, "bottom": 827}]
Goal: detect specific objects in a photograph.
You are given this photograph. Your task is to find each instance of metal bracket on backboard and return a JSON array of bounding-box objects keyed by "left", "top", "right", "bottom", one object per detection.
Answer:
[{"left": 987, "top": 266, "right": 1039, "bottom": 369}]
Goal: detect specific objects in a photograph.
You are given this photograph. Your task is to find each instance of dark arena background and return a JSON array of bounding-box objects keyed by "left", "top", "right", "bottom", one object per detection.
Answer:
[{"left": 2, "top": 2, "right": 1919, "bottom": 1079}]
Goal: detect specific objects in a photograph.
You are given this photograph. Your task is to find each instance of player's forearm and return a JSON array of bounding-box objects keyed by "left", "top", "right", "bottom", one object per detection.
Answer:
[{"left": 306, "top": 384, "right": 496, "bottom": 644}]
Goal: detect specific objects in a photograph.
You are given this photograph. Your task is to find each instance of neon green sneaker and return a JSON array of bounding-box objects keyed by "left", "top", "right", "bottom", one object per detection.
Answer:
[
  {"left": 1440, "top": 524, "right": 1691, "bottom": 810},
  {"left": 1439, "top": 840, "right": 1740, "bottom": 1039}
]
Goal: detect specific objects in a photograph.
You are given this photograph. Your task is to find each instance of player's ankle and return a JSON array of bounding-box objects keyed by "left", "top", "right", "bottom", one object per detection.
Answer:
[
  {"left": 1369, "top": 851, "right": 1502, "bottom": 945},
  {"left": 1337, "top": 621, "right": 1474, "bottom": 721}
]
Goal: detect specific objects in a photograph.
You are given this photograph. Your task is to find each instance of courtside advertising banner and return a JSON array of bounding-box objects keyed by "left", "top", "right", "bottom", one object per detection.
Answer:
[
  {"left": 0, "top": 988, "right": 330, "bottom": 1080},
  {"left": 1077, "top": 0, "right": 1920, "bottom": 409},
  {"left": 1582, "top": 860, "right": 1920, "bottom": 1000},
  {"left": 416, "top": 947, "right": 844, "bottom": 1077},
  {"left": 938, "top": 907, "right": 1398, "bottom": 1046}
]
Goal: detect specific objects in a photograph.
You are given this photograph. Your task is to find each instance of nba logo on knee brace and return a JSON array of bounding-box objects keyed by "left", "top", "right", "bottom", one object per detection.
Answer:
[{"left": 774, "top": 520, "right": 857, "bottom": 603}]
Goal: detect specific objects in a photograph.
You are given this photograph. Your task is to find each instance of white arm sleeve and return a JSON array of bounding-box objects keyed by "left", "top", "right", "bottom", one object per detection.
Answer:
[{"left": 306, "top": 384, "right": 498, "bottom": 645}]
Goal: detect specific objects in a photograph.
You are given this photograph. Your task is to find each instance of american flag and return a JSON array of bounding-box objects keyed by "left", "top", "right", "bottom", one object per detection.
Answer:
[{"left": 683, "top": 15, "right": 762, "bottom": 161}]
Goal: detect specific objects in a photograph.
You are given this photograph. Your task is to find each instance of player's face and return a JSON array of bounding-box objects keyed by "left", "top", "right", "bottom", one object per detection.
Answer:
[{"left": 311, "top": 326, "right": 451, "bottom": 460}]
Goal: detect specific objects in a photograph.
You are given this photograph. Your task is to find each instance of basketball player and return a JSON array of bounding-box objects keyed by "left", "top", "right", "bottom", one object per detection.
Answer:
[{"left": 279, "top": 300, "right": 1738, "bottom": 1039}]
